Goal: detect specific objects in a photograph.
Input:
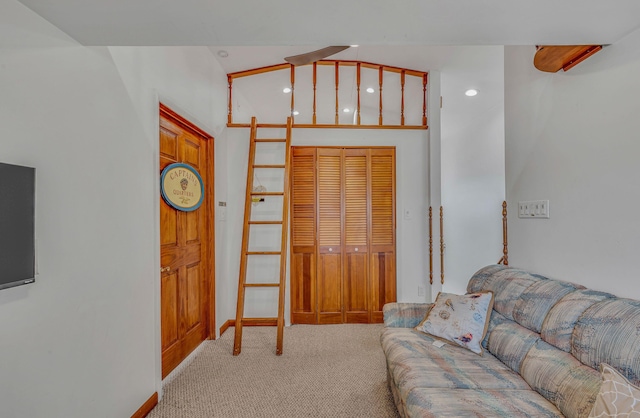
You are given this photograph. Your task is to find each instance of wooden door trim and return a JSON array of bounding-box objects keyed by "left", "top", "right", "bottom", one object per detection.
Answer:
[{"left": 159, "top": 103, "right": 216, "bottom": 341}]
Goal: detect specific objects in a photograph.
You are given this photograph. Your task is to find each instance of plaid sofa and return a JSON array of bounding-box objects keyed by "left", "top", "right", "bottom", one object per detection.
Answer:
[{"left": 381, "top": 265, "right": 640, "bottom": 417}]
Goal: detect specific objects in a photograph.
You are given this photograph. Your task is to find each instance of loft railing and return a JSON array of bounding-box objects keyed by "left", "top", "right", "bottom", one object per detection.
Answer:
[{"left": 227, "top": 60, "right": 428, "bottom": 130}]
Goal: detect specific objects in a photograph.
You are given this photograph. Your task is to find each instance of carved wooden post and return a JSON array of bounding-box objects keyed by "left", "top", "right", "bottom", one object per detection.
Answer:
[
  {"left": 312, "top": 62, "right": 317, "bottom": 125},
  {"left": 429, "top": 207, "right": 433, "bottom": 285},
  {"left": 356, "top": 63, "right": 361, "bottom": 126},
  {"left": 227, "top": 75, "right": 233, "bottom": 124},
  {"left": 422, "top": 73, "right": 428, "bottom": 127},
  {"left": 290, "top": 64, "right": 295, "bottom": 123},
  {"left": 440, "top": 206, "right": 445, "bottom": 284},
  {"left": 335, "top": 62, "right": 340, "bottom": 125},
  {"left": 378, "top": 66, "right": 384, "bottom": 125},
  {"left": 401, "top": 70, "right": 406, "bottom": 126},
  {"left": 501, "top": 201, "right": 509, "bottom": 265}
]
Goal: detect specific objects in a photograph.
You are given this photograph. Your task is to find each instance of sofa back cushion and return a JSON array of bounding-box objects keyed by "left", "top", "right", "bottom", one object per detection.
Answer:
[
  {"left": 541, "top": 289, "right": 615, "bottom": 352},
  {"left": 513, "top": 280, "right": 580, "bottom": 333},
  {"left": 572, "top": 298, "right": 640, "bottom": 386},
  {"left": 486, "top": 321, "right": 540, "bottom": 373},
  {"left": 468, "top": 268, "right": 544, "bottom": 321}
]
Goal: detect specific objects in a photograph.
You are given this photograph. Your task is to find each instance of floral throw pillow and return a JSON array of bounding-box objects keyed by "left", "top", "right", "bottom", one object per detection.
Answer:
[
  {"left": 589, "top": 363, "right": 640, "bottom": 417},
  {"left": 415, "top": 291, "right": 494, "bottom": 354}
]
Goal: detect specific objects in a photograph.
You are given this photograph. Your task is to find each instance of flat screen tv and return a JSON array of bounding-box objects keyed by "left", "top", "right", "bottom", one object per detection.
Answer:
[{"left": 0, "top": 162, "right": 35, "bottom": 290}]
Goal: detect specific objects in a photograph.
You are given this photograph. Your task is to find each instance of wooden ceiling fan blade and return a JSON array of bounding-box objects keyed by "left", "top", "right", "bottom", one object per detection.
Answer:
[
  {"left": 534, "top": 45, "right": 602, "bottom": 72},
  {"left": 285, "top": 46, "right": 350, "bottom": 66}
]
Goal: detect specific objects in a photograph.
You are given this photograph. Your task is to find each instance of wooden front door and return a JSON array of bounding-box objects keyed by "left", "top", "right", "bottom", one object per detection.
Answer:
[{"left": 159, "top": 105, "right": 214, "bottom": 378}]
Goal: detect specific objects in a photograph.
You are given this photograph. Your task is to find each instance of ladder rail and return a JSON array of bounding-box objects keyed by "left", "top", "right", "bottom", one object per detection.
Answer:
[
  {"left": 233, "top": 116, "right": 292, "bottom": 356},
  {"left": 276, "top": 117, "right": 292, "bottom": 355},
  {"left": 233, "top": 117, "right": 259, "bottom": 355}
]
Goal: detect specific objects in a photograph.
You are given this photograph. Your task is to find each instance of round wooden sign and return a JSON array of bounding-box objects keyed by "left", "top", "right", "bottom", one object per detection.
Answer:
[{"left": 161, "top": 163, "right": 204, "bottom": 212}]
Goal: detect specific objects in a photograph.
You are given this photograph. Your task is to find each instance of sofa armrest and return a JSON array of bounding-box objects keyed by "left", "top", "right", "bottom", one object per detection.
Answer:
[{"left": 383, "top": 302, "right": 433, "bottom": 328}]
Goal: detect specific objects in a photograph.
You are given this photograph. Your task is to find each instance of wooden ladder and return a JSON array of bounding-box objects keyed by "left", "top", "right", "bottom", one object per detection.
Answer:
[{"left": 233, "top": 117, "right": 292, "bottom": 356}]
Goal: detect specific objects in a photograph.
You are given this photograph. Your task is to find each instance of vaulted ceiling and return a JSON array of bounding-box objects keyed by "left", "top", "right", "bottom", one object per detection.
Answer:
[
  {"left": 16, "top": 0, "right": 640, "bottom": 47},
  {"left": 14, "top": 0, "right": 640, "bottom": 127}
]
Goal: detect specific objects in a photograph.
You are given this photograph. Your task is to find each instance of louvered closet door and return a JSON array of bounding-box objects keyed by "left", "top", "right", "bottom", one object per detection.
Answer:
[
  {"left": 291, "top": 148, "right": 317, "bottom": 324},
  {"left": 343, "top": 149, "right": 369, "bottom": 323},
  {"left": 316, "top": 148, "right": 343, "bottom": 324},
  {"left": 290, "top": 147, "right": 395, "bottom": 325},
  {"left": 369, "top": 149, "right": 396, "bottom": 322}
]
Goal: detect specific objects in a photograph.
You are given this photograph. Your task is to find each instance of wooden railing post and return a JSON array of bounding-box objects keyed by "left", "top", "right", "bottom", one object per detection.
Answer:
[
  {"left": 401, "top": 70, "right": 405, "bottom": 126},
  {"left": 429, "top": 207, "right": 433, "bottom": 285},
  {"left": 312, "top": 62, "right": 317, "bottom": 125},
  {"left": 335, "top": 62, "right": 340, "bottom": 125},
  {"left": 378, "top": 66, "right": 384, "bottom": 126},
  {"left": 422, "top": 74, "right": 428, "bottom": 127},
  {"left": 227, "top": 75, "right": 233, "bottom": 125},
  {"left": 440, "top": 206, "right": 444, "bottom": 285},
  {"left": 290, "top": 64, "right": 295, "bottom": 122},
  {"left": 356, "top": 63, "right": 361, "bottom": 126},
  {"left": 500, "top": 201, "right": 509, "bottom": 265}
]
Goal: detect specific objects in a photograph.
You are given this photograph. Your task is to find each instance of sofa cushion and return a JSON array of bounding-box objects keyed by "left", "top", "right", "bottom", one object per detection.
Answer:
[
  {"left": 405, "top": 388, "right": 562, "bottom": 418},
  {"left": 383, "top": 302, "right": 433, "bottom": 328},
  {"left": 415, "top": 291, "right": 493, "bottom": 354},
  {"left": 470, "top": 268, "right": 544, "bottom": 320},
  {"left": 541, "top": 289, "right": 615, "bottom": 352},
  {"left": 486, "top": 321, "right": 540, "bottom": 373},
  {"left": 513, "top": 279, "right": 579, "bottom": 333},
  {"left": 467, "top": 264, "right": 509, "bottom": 293},
  {"left": 589, "top": 363, "right": 640, "bottom": 417},
  {"left": 382, "top": 328, "right": 531, "bottom": 393},
  {"left": 521, "top": 340, "right": 601, "bottom": 418},
  {"left": 573, "top": 298, "right": 640, "bottom": 385}
]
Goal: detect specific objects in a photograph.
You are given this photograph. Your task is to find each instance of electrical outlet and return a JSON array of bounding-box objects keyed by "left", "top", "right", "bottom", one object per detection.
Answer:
[{"left": 418, "top": 286, "right": 425, "bottom": 296}]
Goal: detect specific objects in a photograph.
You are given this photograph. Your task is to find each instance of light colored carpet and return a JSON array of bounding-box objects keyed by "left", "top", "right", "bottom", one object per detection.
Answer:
[{"left": 148, "top": 324, "right": 400, "bottom": 418}]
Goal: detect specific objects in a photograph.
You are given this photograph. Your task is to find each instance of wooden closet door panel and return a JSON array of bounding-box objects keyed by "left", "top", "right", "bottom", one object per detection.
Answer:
[
  {"left": 291, "top": 148, "right": 317, "bottom": 324},
  {"left": 317, "top": 149, "right": 343, "bottom": 323},
  {"left": 344, "top": 149, "right": 369, "bottom": 323},
  {"left": 369, "top": 149, "right": 396, "bottom": 322}
]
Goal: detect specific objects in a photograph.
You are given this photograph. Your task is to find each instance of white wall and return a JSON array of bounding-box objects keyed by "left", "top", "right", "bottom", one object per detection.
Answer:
[
  {"left": 505, "top": 30, "right": 640, "bottom": 299},
  {"left": 220, "top": 128, "right": 430, "bottom": 325},
  {"left": 439, "top": 47, "right": 506, "bottom": 296},
  {"left": 0, "top": 1, "right": 228, "bottom": 416}
]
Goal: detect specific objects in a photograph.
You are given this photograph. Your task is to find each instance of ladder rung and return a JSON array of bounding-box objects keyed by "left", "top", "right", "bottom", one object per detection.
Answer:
[
  {"left": 249, "top": 220, "right": 283, "bottom": 225},
  {"left": 246, "top": 251, "right": 281, "bottom": 255},
  {"left": 251, "top": 191, "right": 284, "bottom": 196},
  {"left": 255, "top": 138, "right": 286, "bottom": 143},
  {"left": 253, "top": 164, "right": 286, "bottom": 169},
  {"left": 241, "top": 317, "right": 279, "bottom": 322},
  {"left": 244, "top": 283, "right": 280, "bottom": 288}
]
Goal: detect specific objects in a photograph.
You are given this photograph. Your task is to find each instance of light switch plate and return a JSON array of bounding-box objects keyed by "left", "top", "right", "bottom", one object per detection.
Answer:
[{"left": 518, "top": 200, "right": 550, "bottom": 218}]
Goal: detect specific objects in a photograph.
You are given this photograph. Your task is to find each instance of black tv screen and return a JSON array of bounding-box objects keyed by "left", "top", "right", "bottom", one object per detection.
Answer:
[{"left": 0, "top": 162, "right": 35, "bottom": 290}]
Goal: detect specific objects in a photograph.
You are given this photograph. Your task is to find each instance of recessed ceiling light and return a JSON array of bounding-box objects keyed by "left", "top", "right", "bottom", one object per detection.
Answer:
[
  {"left": 283, "top": 87, "right": 292, "bottom": 93},
  {"left": 292, "top": 110, "right": 300, "bottom": 116},
  {"left": 343, "top": 108, "right": 351, "bottom": 113},
  {"left": 366, "top": 87, "right": 375, "bottom": 94},
  {"left": 465, "top": 89, "right": 479, "bottom": 97},
  {"left": 217, "top": 50, "right": 229, "bottom": 58},
  {"left": 350, "top": 45, "right": 359, "bottom": 48}
]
